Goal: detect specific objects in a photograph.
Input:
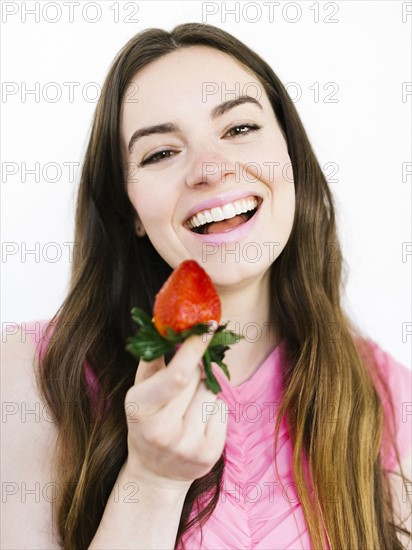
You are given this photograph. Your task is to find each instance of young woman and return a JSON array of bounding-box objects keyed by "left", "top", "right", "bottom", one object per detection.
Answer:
[{"left": 3, "top": 23, "right": 411, "bottom": 549}]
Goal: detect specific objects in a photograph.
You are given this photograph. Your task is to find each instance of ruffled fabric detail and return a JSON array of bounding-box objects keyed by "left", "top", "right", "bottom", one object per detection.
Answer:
[{"left": 181, "top": 341, "right": 316, "bottom": 549}]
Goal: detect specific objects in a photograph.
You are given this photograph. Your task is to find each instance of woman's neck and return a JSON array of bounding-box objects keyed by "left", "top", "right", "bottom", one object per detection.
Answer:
[{"left": 216, "top": 270, "right": 280, "bottom": 386}]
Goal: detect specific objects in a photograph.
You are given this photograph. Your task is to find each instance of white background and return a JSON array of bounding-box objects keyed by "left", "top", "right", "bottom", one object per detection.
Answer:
[{"left": 1, "top": 0, "right": 411, "bottom": 368}]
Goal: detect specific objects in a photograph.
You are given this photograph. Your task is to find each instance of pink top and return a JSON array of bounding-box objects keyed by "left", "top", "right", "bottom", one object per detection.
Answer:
[{"left": 25, "top": 319, "right": 412, "bottom": 549}]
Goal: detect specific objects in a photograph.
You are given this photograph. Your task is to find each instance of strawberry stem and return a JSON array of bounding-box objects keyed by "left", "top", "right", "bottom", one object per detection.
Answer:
[{"left": 126, "top": 307, "right": 242, "bottom": 394}]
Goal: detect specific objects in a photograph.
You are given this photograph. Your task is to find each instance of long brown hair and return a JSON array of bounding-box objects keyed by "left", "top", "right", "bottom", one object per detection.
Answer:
[{"left": 37, "top": 23, "right": 411, "bottom": 549}]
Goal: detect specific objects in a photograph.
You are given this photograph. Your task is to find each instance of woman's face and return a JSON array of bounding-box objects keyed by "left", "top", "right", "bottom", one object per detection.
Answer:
[{"left": 121, "top": 46, "right": 295, "bottom": 287}]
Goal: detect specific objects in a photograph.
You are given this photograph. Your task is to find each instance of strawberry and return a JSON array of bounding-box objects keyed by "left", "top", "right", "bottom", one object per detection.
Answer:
[
  {"left": 126, "top": 260, "right": 242, "bottom": 394},
  {"left": 153, "top": 260, "right": 221, "bottom": 336}
]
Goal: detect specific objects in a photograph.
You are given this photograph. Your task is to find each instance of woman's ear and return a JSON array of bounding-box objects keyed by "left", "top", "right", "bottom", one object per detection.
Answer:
[{"left": 135, "top": 217, "right": 146, "bottom": 237}]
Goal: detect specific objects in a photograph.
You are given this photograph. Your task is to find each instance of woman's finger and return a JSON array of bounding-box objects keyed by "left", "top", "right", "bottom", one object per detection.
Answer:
[
  {"left": 204, "top": 398, "right": 228, "bottom": 449},
  {"left": 130, "top": 334, "right": 212, "bottom": 415},
  {"left": 180, "top": 379, "right": 218, "bottom": 438},
  {"left": 160, "top": 359, "right": 203, "bottom": 421},
  {"left": 134, "top": 356, "right": 166, "bottom": 385}
]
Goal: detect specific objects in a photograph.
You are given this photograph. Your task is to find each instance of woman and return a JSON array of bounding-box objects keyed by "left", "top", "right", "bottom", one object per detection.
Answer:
[{"left": 2, "top": 23, "right": 411, "bottom": 549}]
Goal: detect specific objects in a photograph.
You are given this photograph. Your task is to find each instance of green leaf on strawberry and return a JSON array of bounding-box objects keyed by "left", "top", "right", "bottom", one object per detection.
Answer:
[{"left": 126, "top": 307, "right": 242, "bottom": 394}]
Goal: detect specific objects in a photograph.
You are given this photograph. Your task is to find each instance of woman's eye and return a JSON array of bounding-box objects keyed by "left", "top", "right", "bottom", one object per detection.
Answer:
[
  {"left": 225, "top": 123, "right": 261, "bottom": 137},
  {"left": 140, "top": 150, "right": 176, "bottom": 166},
  {"left": 139, "top": 124, "right": 260, "bottom": 166}
]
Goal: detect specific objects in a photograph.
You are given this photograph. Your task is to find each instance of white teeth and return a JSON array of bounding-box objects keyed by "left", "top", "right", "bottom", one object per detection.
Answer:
[
  {"left": 186, "top": 196, "right": 259, "bottom": 229},
  {"left": 210, "top": 206, "right": 225, "bottom": 221},
  {"left": 222, "top": 203, "right": 236, "bottom": 219},
  {"left": 246, "top": 198, "right": 255, "bottom": 211},
  {"left": 197, "top": 212, "right": 207, "bottom": 226},
  {"left": 234, "top": 202, "right": 243, "bottom": 215}
]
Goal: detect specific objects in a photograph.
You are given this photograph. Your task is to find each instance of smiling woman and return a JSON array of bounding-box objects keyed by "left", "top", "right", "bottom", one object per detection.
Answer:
[
  {"left": 121, "top": 46, "right": 294, "bottom": 285},
  {"left": 2, "top": 22, "right": 411, "bottom": 550}
]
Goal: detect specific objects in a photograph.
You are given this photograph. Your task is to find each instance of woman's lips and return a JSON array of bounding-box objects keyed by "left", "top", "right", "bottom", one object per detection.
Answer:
[
  {"left": 185, "top": 198, "right": 261, "bottom": 244},
  {"left": 185, "top": 196, "right": 260, "bottom": 232}
]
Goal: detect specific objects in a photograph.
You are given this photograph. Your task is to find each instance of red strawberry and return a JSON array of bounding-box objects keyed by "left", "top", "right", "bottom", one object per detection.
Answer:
[
  {"left": 153, "top": 260, "right": 221, "bottom": 336},
  {"left": 126, "top": 259, "right": 242, "bottom": 394}
]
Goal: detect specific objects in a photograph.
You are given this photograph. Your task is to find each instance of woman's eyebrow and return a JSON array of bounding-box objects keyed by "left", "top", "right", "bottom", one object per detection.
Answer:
[
  {"left": 210, "top": 95, "right": 262, "bottom": 120},
  {"left": 128, "top": 122, "right": 178, "bottom": 153},
  {"left": 127, "top": 95, "right": 263, "bottom": 153}
]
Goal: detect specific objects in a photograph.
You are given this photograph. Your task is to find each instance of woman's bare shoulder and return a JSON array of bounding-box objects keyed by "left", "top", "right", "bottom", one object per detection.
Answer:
[{"left": 1, "top": 325, "right": 61, "bottom": 549}]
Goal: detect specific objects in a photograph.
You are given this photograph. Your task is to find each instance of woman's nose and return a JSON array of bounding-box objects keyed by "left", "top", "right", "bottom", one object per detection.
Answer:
[{"left": 184, "top": 145, "right": 237, "bottom": 189}]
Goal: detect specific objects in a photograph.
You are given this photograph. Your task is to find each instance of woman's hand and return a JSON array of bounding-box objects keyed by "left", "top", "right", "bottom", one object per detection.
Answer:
[{"left": 123, "top": 334, "right": 228, "bottom": 493}]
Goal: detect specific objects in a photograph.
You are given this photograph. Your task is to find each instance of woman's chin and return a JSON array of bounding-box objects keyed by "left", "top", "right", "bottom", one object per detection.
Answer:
[{"left": 198, "top": 254, "right": 275, "bottom": 290}]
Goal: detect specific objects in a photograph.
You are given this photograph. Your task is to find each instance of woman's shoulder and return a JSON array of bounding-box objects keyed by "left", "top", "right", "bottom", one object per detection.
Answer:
[
  {"left": 358, "top": 337, "right": 411, "bottom": 470},
  {"left": 362, "top": 337, "right": 411, "bottom": 407},
  {"left": 1, "top": 321, "right": 60, "bottom": 547},
  {"left": 11, "top": 318, "right": 101, "bottom": 410},
  {"left": 365, "top": 336, "right": 410, "bottom": 379},
  {"left": 1, "top": 319, "right": 56, "bottom": 409},
  {"left": 1, "top": 320, "right": 48, "bottom": 385},
  {"left": 1, "top": 319, "right": 60, "bottom": 416},
  {"left": 2, "top": 319, "right": 55, "bottom": 361}
]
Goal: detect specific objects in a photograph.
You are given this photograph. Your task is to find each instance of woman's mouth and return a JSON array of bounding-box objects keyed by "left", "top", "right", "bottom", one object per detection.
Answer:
[{"left": 185, "top": 196, "right": 261, "bottom": 235}]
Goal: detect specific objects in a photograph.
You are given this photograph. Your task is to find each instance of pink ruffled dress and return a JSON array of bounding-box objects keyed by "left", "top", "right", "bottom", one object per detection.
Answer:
[{"left": 26, "top": 320, "right": 411, "bottom": 549}]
